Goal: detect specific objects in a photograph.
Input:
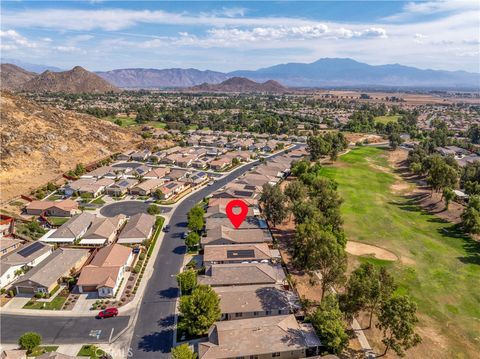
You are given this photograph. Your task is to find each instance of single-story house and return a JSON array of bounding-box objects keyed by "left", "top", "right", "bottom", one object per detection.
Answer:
[
  {"left": 210, "top": 157, "right": 231, "bottom": 171},
  {"left": 0, "top": 242, "right": 53, "bottom": 289},
  {"left": 176, "top": 154, "right": 197, "bottom": 168},
  {"left": 164, "top": 168, "right": 189, "bottom": 181},
  {"left": 0, "top": 238, "right": 23, "bottom": 257},
  {"left": 156, "top": 181, "right": 186, "bottom": 200},
  {"left": 130, "top": 149, "right": 151, "bottom": 161},
  {"left": 130, "top": 179, "right": 165, "bottom": 196},
  {"left": 214, "top": 284, "right": 296, "bottom": 320},
  {"left": 79, "top": 215, "right": 126, "bottom": 246},
  {"left": 202, "top": 227, "right": 272, "bottom": 247},
  {"left": 143, "top": 167, "right": 170, "bottom": 179},
  {"left": 198, "top": 315, "right": 321, "bottom": 359},
  {"left": 186, "top": 171, "right": 208, "bottom": 185},
  {"left": 40, "top": 212, "right": 95, "bottom": 244},
  {"left": 198, "top": 263, "right": 286, "bottom": 287},
  {"left": 105, "top": 179, "right": 138, "bottom": 197},
  {"left": 14, "top": 248, "right": 89, "bottom": 295},
  {"left": 77, "top": 244, "right": 133, "bottom": 297},
  {"left": 117, "top": 213, "right": 156, "bottom": 244},
  {"left": 203, "top": 243, "right": 273, "bottom": 266},
  {"left": 208, "top": 197, "right": 258, "bottom": 208},
  {"left": 81, "top": 166, "right": 117, "bottom": 179},
  {"left": 117, "top": 150, "right": 136, "bottom": 161},
  {"left": 205, "top": 203, "right": 255, "bottom": 219},
  {"left": 130, "top": 165, "right": 151, "bottom": 177},
  {"left": 205, "top": 216, "right": 268, "bottom": 231},
  {"left": 25, "top": 200, "right": 79, "bottom": 217}
]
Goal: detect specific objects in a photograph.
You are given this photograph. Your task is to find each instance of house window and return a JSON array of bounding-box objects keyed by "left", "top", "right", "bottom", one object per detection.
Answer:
[
  {"left": 272, "top": 353, "right": 280, "bottom": 357},
  {"left": 253, "top": 311, "right": 258, "bottom": 316},
  {"left": 235, "top": 312, "right": 243, "bottom": 317}
]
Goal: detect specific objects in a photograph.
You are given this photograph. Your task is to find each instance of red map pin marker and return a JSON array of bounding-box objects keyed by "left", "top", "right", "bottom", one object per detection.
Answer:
[{"left": 225, "top": 199, "right": 249, "bottom": 229}]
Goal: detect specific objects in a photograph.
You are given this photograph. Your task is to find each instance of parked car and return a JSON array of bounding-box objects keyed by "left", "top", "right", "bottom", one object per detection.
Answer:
[
  {"left": 97, "top": 307, "right": 119, "bottom": 319},
  {"left": 181, "top": 232, "right": 188, "bottom": 239},
  {"left": 163, "top": 225, "right": 170, "bottom": 232},
  {"left": 132, "top": 246, "right": 140, "bottom": 254}
]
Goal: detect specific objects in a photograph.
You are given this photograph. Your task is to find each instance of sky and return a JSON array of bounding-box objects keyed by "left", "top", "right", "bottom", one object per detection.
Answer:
[{"left": 1, "top": 0, "right": 479, "bottom": 73}]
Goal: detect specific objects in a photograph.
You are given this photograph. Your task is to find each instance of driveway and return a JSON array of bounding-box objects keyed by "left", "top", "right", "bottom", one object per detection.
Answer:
[{"left": 100, "top": 201, "right": 170, "bottom": 217}]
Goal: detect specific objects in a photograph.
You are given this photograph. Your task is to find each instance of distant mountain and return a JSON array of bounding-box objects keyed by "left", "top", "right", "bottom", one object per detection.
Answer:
[
  {"left": 96, "top": 68, "right": 229, "bottom": 88},
  {"left": 229, "top": 58, "right": 480, "bottom": 89},
  {"left": 0, "top": 64, "right": 37, "bottom": 91},
  {"left": 186, "top": 77, "right": 288, "bottom": 93},
  {"left": 21, "top": 66, "right": 120, "bottom": 93},
  {"left": 0, "top": 58, "right": 62, "bottom": 73}
]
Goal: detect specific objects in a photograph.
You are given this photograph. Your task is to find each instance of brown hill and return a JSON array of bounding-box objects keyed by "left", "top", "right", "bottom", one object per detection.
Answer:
[
  {"left": 21, "top": 66, "right": 120, "bottom": 93},
  {"left": 0, "top": 64, "right": 36, "bottom": 91},
  {"left": 0, "top": 92, "right": 141, "bottom": 202},
  {"left": 186, "top": 76, "right": 288, "bottom": 93}
]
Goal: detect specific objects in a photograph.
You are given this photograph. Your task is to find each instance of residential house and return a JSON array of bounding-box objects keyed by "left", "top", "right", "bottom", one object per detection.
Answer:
[
  {"left": 0, "top": 242, "right": 53, "bottom": 289},
  {"left": 208, "top": 197, "right": 258, "bottom": 208},
  {"left": 0, "top": 239, "right": 23, "bottom": 257},
  {"left": 176, "top": 154, "right": 197, "bottom": 168},
  {"left": 130, "top": 179, "right": 165, "bottom": 196},
  {"left": 203, "top": 243, "right": 273, "bottom": 266},
  {"left": 64, "top": 178, "right": 114, "bottom": 197},
  {"left": 77, "top": 244, "right": 133, "bottom": 297},
  {"left": 117, "top": 150, "right": 135, "bottom": 161},
  {"left": 210, "top": 157, "right": 231, "bottom": 171},
  {"left": 143, "top": 167, "right": 170, "bottom": 179},
  {"left": 205, "top": 216, "right": 268, "bottom": 231},
  {"left": 105, "top": 179, "right": 138, "bottom": 197},
  {"left": 25, "top": 200, "right": 79, "bottom": 217},
  {"left": 0, "top": 215, "right": 15, "bottom": 239},
  {"left": 156, "top": 181, "right": 186, "bottom": 200},
  {"left": 149, "top": 151, "right": 166, "bottom": 163},
  {"left": 118, "top": 213, "right": 156, "bottom": 244},
  {"left": 14, "top": 248, "right": 89, "bottom": 295},
  {"left": 40, "top": 212, "right": 95, "bottom": 244},
  {"left": 238, "top": 173, "right": 279, "bottom": 187},
  {"left": 198, "top": 315, "right": 321, "bottom": 359},
  {"left": 206, "top": 203, "right": 256, "bottom": 219},
  {"left": 79, "top": 215, "right": 126, "bottom": 246},
  {"left": 214, "top": 284, "right": 296, "bottom": 320},
  {"left": 186, "top": 171, "right": 208, "bottom": 185},
  {"left": 164, "top": 168, "right": 190, "bottom": 181},
  {"left": 198, "top": 263, "right": 286, "bottom": 287},
  {"left": 1, "top": 349, "right": 27, "bottom": 359},
  {"left": 130, "top": 149, "right": 151, "bottom": 161},
  {"left": 130, "top": 165, "right": 151, "bottom": 178},
  {"left": 81, "top": 166, "right": 117, "bottom": 179},
  {"left": 202, "top": 226, "right": 271, "bottom": 247}
]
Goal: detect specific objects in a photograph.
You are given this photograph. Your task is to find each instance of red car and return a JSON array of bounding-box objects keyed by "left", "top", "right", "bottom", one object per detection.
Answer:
[{"left": 97, "top": 307, "right": 118, "bottom": 319}]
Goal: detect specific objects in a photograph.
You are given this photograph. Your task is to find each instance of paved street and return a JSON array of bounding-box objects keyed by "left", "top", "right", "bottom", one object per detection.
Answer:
[
  {"left": 129, "top": 146, "right": 301, "bottom": 358},
  {"left": 0, "top": 315, "right": 129, "bottom": 344}
]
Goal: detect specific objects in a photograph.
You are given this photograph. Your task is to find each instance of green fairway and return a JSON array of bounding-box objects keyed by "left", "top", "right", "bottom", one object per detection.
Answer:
[
  {"left": 104, "top": 116, "right": 137, "bottom": 127},
  {"left": 321, "top": 146, "right": 480, "bottom": 356},
  {"left": 374, "top": 114, "right": 401, "bottom": 124}
]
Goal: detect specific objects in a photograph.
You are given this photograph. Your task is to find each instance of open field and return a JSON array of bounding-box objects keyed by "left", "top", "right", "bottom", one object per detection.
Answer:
[
  {"left": 321, "top": 146, "right": 480, "bottom": 358},
  {"left": 374, "top": 115, "right": 401, "bottom": 124}
]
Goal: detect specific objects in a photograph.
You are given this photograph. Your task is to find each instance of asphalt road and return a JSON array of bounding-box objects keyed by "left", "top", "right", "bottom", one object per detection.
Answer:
[
  {"left": 129, "top": 146, "right": 301, "bottom": 358},
  {"left": 100, "top": 201, "right": 171, "bottom": 217},
  {"left": 0, "top": 315, "right": 130, "bottom": 344}
]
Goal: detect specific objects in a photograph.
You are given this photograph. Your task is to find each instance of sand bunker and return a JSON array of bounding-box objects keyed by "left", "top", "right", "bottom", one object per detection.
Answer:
[{"left": 346, "top": 241, "right": 398, "bottom": 261}]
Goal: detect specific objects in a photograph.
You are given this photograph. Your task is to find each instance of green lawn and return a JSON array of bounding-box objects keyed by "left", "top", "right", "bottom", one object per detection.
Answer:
[
  {"left": 374, "top": 114, "right": 401, "bottom": 124},
  {"left": 90, "top": 196, "right": 106, "bottom": 205},
  {"left": 321, "top": 146, "right": 480, "bottom": 357},
  {"left": 146, "top": 121, "right": 167, "bottom": 129},
  {"left": 47, "top": 217, "right": 70, "bottom": 226},
  {"left": 23, "top": 296, "right": 67, "bottom": 310},
  {"left": 77, "top": 345, "right": 107, "bottom": 358},
  {"left": 29, "top": 346, "right": 59, "bottom": 357},
  {"left": 103, "top": 116, "right": 137, "bottom": 127}
]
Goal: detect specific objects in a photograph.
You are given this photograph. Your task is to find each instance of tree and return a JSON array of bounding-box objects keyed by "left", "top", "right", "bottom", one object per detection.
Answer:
[
  {"left": 291, "top": 160, "right": 310, "bottom": 177},
  {"left": 114, "top": 118, "right": 123, "bottom": 126},
  {"left": 18, "top": 332, "right": 42, "bottom": 353},
  {"left": 466, "top": 124, "right": 480, "bottom": 144},
  {"left": 293, "top": 219, "right": 346, "bottom": 300},
  {"left": 426, "top": 155, "right": 458, "bottom": 192},
  {"left": 185, "top": 231, "right": 200, "bottom": 249},
  {"left": 309, "top": 294, "right": 349, "bottom": 355},
  {"left": 461, "top": 195, "right": 480, "bottom": 234},
  {"left": 388, "top": 132, "right": 403, "bottom": 150},
  {"left": 341, "top": 263, "right": 396, "bottom": 328},
  {"left": 376, "top": 296, "right": 422, "bottom": 357},
  {"left": 179, "top": 285, "right": 221, "bottom": 335},
  {"left": 147, "top": 204, "right": 161, "bottom": 215},
  {"left": 172, "top": 344, "right": 197, "bottom": 359},
  {"left": 187, "top": 205, "right": 205, "bottom": 232},
  {"left": 284, "top": 180, "right": 307, "bottom": 204},
  {"left": 177, "top": 269, "right": 197, "bottom": 295},
  {"left": 259, "top": 183, "right": 289, "bottom": 227},
  {"left": 231, "top": 157, "right": 240, "bottom": 166},
  {"left": 442, "top": 187, "right": 455, "bottom": 210}
]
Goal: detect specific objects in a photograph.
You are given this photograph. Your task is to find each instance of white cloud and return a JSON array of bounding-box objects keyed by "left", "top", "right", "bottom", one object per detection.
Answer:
[
  {"left": 0, "top": 29, "right": 37, "bottom": 49},
  {"left": 384, "top": 0, "right": 479, "bottom": 22}
]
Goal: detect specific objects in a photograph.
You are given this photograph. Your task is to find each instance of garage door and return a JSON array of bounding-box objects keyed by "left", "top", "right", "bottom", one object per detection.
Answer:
[
  {"left": 81, "top": 286, "right": 97, "bottom": 292},
  {"left": 16, "top": 286, "right": 35, "bottom": 294}
]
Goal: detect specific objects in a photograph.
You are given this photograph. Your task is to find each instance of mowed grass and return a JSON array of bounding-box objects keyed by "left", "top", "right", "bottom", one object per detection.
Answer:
[
  {"left": 321, "top": 146, "right": 480, "bottom": 356},
  {"left": 374, "top": 114, "right": 401, "bottom": 124}
]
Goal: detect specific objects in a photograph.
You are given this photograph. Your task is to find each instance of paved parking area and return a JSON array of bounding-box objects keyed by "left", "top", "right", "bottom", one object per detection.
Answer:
[{"left": 100, "top": 201, "right": 171, "bottom": 217}]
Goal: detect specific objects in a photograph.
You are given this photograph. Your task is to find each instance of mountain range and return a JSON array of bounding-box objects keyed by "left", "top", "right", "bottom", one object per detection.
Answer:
[
  {"left": 2, "top": 57, "right": 479, "bottom": 91},
  {"left": 186, "top": 77, "right": 288, "bottom": 93},
  {"left": 0, "top": 64, "right": 119, "bottom": 93}
]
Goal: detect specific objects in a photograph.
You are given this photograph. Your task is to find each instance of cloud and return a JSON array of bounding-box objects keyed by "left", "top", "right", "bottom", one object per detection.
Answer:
[
  {"left": 384, "top": 0, "right": 479, "bottom": 22},
  {"left": 0, "top": 29, "right": 37, "bottom": 49}
]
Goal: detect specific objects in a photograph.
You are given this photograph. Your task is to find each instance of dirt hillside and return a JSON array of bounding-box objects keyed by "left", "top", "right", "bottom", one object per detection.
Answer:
[
  {"left": 0, "top": 92, "right": 141, "bottom": 202},
  {"left": 0, "top": 64, "right": 36, "bottom": 91}
]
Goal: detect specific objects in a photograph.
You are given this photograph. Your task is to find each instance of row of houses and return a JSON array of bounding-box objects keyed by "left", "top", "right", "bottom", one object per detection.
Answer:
[
  {"left": 187, "top": 129, "right": 308, "bottom": 143},
  {"left": 39, "top": 212, "right": 156, "bottom": 246},
  {"left": 191, "top": 146, "right": 321, "bottom": 358}
]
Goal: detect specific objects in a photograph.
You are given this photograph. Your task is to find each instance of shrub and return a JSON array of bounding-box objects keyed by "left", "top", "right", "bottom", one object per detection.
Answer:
[
  {"left": 18, "top": 332, "right": 42, "bottom": 353},
  {"left": 139, "top": 253, "right": 146, "bottom": 260}
]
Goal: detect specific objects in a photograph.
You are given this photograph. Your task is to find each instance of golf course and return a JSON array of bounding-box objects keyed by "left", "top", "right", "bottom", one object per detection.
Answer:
[{"left": 321, "top": 146, "right": 480, "bottom": 358}]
